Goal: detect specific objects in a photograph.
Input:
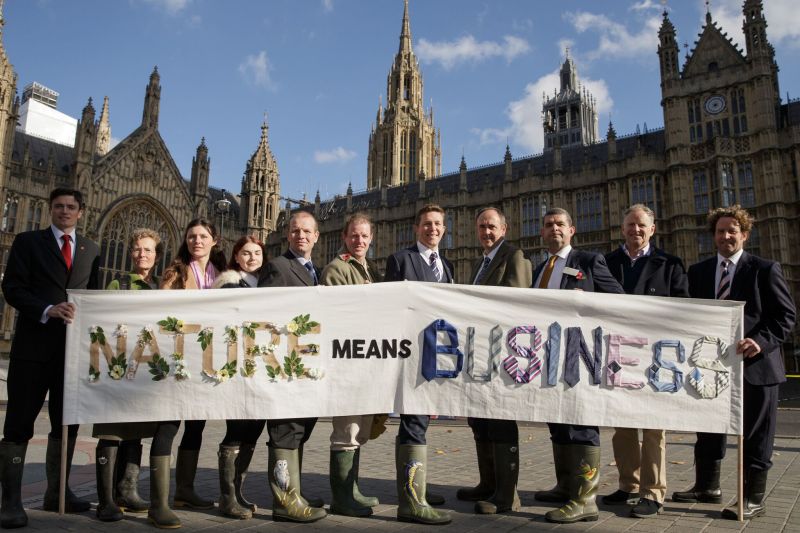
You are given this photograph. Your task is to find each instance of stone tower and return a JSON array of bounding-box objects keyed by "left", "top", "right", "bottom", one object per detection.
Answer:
[
  {"left": 0, "top": 0, "right": 17, "bottom": 192},
  {"left": 542, "top": 50, "right": 598, "bottom": 151},
  {"left": 240, "top": 118, "right": 280, "bottom": 242},
  {"left": 190, "top": 137, "right": 210, "bottom": 218},
  {"left": 367, "top": 0, "right": 440, "bottom": 189},
  {"left": 95, "top": 95, "right": 111, "bottom": 156},
  {"left": 142, "top": 67, "right": 160, "bottom": 130},
  {"left": 73, "top": 97, "right": 97, "bottom": 190}
]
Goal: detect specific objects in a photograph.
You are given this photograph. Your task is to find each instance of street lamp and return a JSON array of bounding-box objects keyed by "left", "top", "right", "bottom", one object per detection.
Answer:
[{"left": 215, "top": 189, "right": 232, "bottom": 252}]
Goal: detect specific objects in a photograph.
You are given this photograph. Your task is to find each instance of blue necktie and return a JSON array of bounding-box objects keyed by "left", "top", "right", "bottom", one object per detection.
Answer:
[
  {"left": 304, "top": 261, "right": 318, "bottom": 286},
  {"left": 545, "top": 322, "right": 561, "bottom": 386},
  {"left": 473, "top": 256, "right": 491, "bottom": 284},
  {"left": 422, "top": 319, "right": 463, "bottom": 381}
]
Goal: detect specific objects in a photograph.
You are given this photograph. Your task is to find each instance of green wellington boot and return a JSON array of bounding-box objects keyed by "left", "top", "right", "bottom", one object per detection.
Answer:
[
  {"left": 173, "top": 448, "right": 214, "bottom": 509},
  {"left": 352, "top": 448, "right": 379, "bottom": 507},
  {"left": 329, "top": 450, "right": 372, "bottom": 517},
  {"left": 95, "top": 445, "right": 124, "bottom": 522},
  {"left": 115, "top": 442, "right": 149, "bottom": 513},
  {"left": 535, "top": 443, "right": 570, "bottom": 503},
  {"left": 218, "top": 445, "right": 252, "bottom": 519},
  {"left": 545, "top": 445, "right": 600, "bottom": 523},
  {"left": 396, "top": 444, "right": 451, "bottom": 525},
  {"left": 0, "top": 441, "right": 28, "bottom": 529},
  {"left": 457, "top": 440, "right": 495, "bottom": 501},
  {"left": 269, "top": 447, "right": 326, "bottom": 523},
  {"left": 297, "top": 444, "right": 324, "bottom": 508},
  {"left": 475, "top": 442, "right": 521, "bottom": 514},
  {"left": 147, "top": 455, "right": 181, "bottom": 529},
  {"left": 42, "top": 437, "right": 91, "bottom": 513},
  {"left": 234, "top": 444, "right": 257, "bottom": 512}
]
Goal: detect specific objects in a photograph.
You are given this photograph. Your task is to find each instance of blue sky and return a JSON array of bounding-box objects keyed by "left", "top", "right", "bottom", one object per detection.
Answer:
[{"left": 4, "top": 0, "right": 799, "bottom": 204}]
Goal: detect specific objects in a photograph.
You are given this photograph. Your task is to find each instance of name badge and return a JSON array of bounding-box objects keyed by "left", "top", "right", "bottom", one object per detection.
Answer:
[{"left": 563, "top": 267, "right": 580, "bottom": 277}]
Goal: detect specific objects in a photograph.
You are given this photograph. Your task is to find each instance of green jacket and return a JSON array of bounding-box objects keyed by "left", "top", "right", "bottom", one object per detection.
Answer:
[
  {"left": 320, "top": 253, "right": 382, "bottom": 286},
  {"left": 106, "top": 272, "right": 159, "bottom": 290}
]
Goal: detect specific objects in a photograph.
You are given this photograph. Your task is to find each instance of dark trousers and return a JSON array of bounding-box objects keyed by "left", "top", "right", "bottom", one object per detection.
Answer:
[
  {"left": 467, "top": 417, "right": 519, "bottom": 444},
  {"left": 694, "top": 380, "right": 778, "bottom": 472},
  {"left": 2, "top": 358, "right": 78, "bottom": 442},
  {"left": 267, "top": 418, "right": 317, "bottom": 449},
  {"left": 548, "top": 423, "right": 600, "bottom": 447},
  {"left": 222, "top": 419, "right": 267, "bottom": 447},
  {"left": 397, "top": 415, "right": 429, "bottom": 445}
]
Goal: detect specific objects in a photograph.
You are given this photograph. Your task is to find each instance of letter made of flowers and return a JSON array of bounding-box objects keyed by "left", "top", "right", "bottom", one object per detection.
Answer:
[{"left": 266, "top": 314, "right": 323, "bottom": 381}]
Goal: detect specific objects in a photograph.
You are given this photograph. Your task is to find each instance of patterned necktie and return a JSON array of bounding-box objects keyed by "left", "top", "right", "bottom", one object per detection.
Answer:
[
  {"left": 61, "top": 234, "right": 72, "bottom": 271},
  {"left": 537, "top": 254, "right": 558, "bottom": 288},
  {"left": 716, "top": 260, "right": 730, "bottom": 300},
  {"left": 304, "top": 261, "right": 318, "bottom": 286},
  {"left": 429, "top": 252, "right": 442, "bottom": 282},
  {"left": 473, "top": 256, "right": 491, "bottom": 285}
]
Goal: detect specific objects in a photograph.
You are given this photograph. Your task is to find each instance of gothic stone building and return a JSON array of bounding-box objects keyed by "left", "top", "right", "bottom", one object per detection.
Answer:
[{"left": 268, "top": 1, "right": 800, "bottom": 367}]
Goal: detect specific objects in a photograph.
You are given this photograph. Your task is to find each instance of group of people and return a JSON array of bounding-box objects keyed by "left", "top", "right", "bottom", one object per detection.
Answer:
[{"left": 0, "top": 187, "right": 794, "bottom": 529}]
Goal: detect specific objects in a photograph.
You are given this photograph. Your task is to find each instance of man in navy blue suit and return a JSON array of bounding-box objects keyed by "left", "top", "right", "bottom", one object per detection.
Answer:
[
  {"left": 384, "top": 204, "right": 452, "bottom": 525},
  {"left": 532, "top": 207, "right": 624, "bottom": 524},
  {"left": 672, "top": 206, "right": 795, "bottom": 520},
  {"left": 0, "top": 188, "right": 99, "bottom": 528}
]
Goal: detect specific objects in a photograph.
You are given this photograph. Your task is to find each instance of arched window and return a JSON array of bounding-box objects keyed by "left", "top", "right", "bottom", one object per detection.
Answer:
[{"left": 1, "top": 195, "right": 19, "bottom": 232}]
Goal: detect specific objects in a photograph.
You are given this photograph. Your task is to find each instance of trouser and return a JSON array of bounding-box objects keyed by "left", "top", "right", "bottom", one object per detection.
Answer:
[
  {"left": 3, "top": 358, "right": 78, "bottom": 442},
  {"left": 694, "top": 381, "right": 778, "bottom": 472},
  {"left": 548, "top": 423, "right": 600, "bottom": 446},
  {"left": 221, "top": 420, "right": 267, "bottom": 447},
  {"left": 149, "top": 421, "right": 180, "bottom": 456},
  {"left": 467, "top": 418, "right": 519, "bottom": 443},
  {"left": 330, "top": 415, "right": 373, "bottom": 451},
  {"left": 179, "top": 420, "right": 206, "bottom": 450},
  {"left": 267, "top": 418, "right": 317, "bottom": 449},
  {"left": 397, "top": 415, "right": 429, "bottom": 445},
  {"left": 612, "top": 428, "right": 666, "bottom": 502}
]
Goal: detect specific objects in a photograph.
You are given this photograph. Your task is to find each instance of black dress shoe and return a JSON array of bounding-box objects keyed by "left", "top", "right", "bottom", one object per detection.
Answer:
[
  {"left": 631, "top": 498, "right": 662, "bottom": 518},
  {"left": 602, "top": 490, "right": 640, "bottom": 505}
]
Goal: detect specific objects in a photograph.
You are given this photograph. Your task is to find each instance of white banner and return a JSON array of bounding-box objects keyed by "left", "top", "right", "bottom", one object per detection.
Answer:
[{"left": 64, "top": 282, "right": 744, "bottom": 434}]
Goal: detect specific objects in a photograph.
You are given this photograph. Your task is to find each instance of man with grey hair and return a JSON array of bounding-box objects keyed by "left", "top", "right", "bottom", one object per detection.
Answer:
[{"left": 602, "top": 204, "right": 689, "bottom": 518}]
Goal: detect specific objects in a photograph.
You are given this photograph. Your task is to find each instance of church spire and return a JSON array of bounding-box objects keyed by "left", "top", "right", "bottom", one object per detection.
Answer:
[
  {"left": 399, "top": 0, "right": 412, "bottom": 54},
  {"left": 95, "top": 96, "right": 111, "bottom": 155},
  {"left": 141, "top": 66, "right": 161, "bottom": 129},
  {"left": 241, "top": 116, "right": 281, "bottom": 242}
]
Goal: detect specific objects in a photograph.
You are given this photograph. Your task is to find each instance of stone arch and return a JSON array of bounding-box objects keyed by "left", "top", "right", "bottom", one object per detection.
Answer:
[{"left": 96, "top": 195, "right": 180, "bottom": 288}]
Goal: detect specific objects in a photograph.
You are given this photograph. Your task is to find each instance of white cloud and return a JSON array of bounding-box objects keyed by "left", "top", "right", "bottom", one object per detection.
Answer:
[
  {"left": 321, "top": 0, "right": 333, "bottom": 13},
  {"left": 630, "top": 0, "right": 662, "bottom": 12},
  {"left": 472, "top": 68, "right": 613, "bottom": 154},
  {"left": 565, "top": 10, "right": 661, "bottom": 61},
  {"left": 238, "top": 51, "right": 275, "bottom": 90},
  {"left": 314, "top": 147, "right": 356, "bottom": 164},
  {"left": 416, "top": 35, "right": 531, "bottom": 70},
  {"left": 709, "top": 0, "right": 800, "bottom": 50},
  {"left": 511, "top": 18, "right": 534, "bottom": 32},
  {"left": 141, "top": 0, "right": 190, "bottom": 15}
]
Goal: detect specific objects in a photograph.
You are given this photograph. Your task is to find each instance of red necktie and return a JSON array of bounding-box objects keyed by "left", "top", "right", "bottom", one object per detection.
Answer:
[{"left": 61, "top": 234, "right": 72, "bottom": 271}]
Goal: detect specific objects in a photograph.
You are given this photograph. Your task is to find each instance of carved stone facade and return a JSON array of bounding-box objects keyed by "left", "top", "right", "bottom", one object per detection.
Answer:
[
  {"left": 543, "top": 52, "right": 599, "bottom": 151},
  {"left": 269, "top": 2, "right": 800, "bottom": 366},
  {"left": 366, "top": 0, "right": 441, "bottom": 189},
  {"left": 239, "top": 118, "right": 281, "bottom": 243}
]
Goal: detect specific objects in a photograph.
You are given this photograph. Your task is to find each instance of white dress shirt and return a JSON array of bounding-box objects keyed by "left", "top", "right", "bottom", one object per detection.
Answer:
[
  {"left": 714, "top": 248, "right": 744, "bottom": 297},
  {"left": 417, "top": 241, "right": 443, "bottom": 280},
  {"left": 534, "top": 245, "right": 572, "bottom": 289}
]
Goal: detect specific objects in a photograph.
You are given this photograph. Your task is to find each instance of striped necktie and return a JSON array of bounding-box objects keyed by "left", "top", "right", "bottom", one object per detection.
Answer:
[
  {"left": 716, "top": 260, "right": 730, "bottom": 300},
  {"left": 473, "top": 256, "right": 491, "bottom": 284},
  {"left": 429, "top": 252, "right": 442, "bottom": 281}
]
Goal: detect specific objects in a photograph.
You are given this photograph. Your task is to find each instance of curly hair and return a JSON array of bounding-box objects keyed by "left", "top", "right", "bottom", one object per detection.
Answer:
[{"left": 707, "top": 205, "right": 754, "bottom": 234}]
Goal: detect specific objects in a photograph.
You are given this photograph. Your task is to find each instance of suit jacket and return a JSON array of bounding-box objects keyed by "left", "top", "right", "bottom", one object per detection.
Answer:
[
  {"left": 533, "top": 248, "right": 624, "bottom": 293},
  {"left": 605, "top": 246, "right": 689, "bottom": 297},
  {"left": 688, "top": 252, "right": 796, "bottom": 385},
  {"left": 2, "top": 228, "right": 100, "bottom": 362},
  {"left": 258, "top": 250, "right": 322, "bottom": 287},
  {"left": 470, "top": 240, "right": 532, "bottom": 288},
  {"left": 384, "top": 245, "right": 454, "bottom": 283}
]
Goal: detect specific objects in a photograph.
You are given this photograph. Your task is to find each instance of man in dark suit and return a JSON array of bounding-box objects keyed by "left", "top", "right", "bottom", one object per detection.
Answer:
[
  {"left": 672, "top": 206, "right": 795, "bottom": 520},
  {"left": 258, "top": 210, "right": 326, "bottom": 523},
  {"left": 0, "top": 188, "right": 100, "bottom": 528},
  {"left": 384, "top": 204, "right": 452, "bottom": 525},
  {"left": 457, "top": 207, "right": 531, "bottom": 515},
  {"left": 532, "top": 207, "right": 624, "bottom": 524},
  {"left": 602, "top": 204, "right": 689, "bottom": 518}
]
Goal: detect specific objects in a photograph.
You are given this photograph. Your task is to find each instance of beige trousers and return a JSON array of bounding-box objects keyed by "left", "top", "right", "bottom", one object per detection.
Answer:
[
  {"left": 330, "top": 415, "right": 374, "bottom": 451},
  {"left": 611, "top": 427, "right": 667, "bottom": 502}
]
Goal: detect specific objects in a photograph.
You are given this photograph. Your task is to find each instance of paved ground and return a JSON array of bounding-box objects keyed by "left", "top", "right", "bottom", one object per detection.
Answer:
[{"left": 2, "top": 408, "right": 799, "bottom": 532}]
